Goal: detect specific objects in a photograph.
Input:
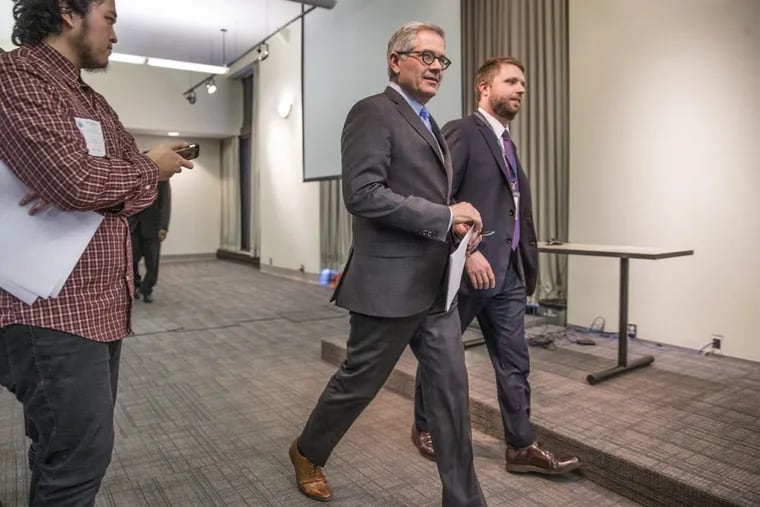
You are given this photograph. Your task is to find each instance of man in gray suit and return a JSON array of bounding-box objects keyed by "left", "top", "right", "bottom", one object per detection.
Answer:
[
  {"left": 289, "top": 22, "right": 487, "bottom": 506},
  {"left": 410, "top": 57, "right": 580, "bottom": 475}
]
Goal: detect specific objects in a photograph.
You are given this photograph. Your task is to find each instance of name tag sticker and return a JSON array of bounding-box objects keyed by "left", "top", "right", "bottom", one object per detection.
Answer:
[{"left": 74, "top": 117, "right": 106, "bottom": 157}]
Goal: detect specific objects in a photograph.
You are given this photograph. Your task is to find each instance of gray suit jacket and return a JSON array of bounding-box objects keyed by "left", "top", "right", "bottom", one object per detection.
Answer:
[
  {"left": 332, "top": 87, "right": 453, "bottom": 318},
  {"left": 443, "top": 113, "right": 539, "bottom": 296}
]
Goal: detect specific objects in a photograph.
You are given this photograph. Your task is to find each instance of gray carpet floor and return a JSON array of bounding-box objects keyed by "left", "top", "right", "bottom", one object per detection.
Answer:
[
  {"left": 519, "top": 326, "right": 760, "bottom": 507},
  {"left": 323, "top": 317, "right": 760, "bottom": 506},
  {"left": 0, "top": 259, "right": 639, "bottom": 506}
]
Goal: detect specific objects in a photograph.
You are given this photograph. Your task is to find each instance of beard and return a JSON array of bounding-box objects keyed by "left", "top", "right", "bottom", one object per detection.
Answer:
[
  {"left": 74, "top": 18, "right": 108, "bottom": 70},
  {"left": 490, "top": 95, "right": 518, "bottom": 121}
]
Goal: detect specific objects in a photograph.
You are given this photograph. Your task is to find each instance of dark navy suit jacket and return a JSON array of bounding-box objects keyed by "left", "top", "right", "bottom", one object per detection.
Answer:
[{"left": 442, "top": 113, "right": 539, "bottom": 296}]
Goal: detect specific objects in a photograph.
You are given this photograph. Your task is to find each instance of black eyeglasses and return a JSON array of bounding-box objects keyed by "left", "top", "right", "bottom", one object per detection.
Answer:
[{"left": 397, "top": 50, "right": 452, "bottom": 70}]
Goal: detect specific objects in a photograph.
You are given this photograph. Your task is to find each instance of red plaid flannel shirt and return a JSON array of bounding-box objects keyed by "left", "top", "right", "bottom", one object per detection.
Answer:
[{"left": 0, "top": 43, "right": 158, "bottom": 342}]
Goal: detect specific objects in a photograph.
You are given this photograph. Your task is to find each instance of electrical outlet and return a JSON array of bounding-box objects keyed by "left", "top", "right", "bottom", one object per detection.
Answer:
[
  {"left": 627, "top": 323, "right": 637, "bottom": 338},
  {"left": 711, "top": 334, "right": 723, "bottom": 350}
]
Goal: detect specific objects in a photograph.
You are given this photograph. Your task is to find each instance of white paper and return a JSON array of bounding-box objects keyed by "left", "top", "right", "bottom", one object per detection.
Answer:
[
  {"left": 445, "top": 227, "right": 474, "bottom": 312},
  {"left": 0, "top": 274, "right": 39, "bottom": 305},
  {"left": 0, "top": 161, "right": 104, "bottom": 303},
  {"left": 74, "top": 117, "right": 106, "bottom": 157}
]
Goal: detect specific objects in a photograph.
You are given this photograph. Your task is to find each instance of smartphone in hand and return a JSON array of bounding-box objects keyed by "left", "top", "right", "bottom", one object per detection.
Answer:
[{"left": 176, "top": 143, "right": 200, "bottom": 160}]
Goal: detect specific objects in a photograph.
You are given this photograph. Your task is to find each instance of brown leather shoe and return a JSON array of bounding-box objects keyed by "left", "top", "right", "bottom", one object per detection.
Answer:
[
  {"left": 411, "top": 425, "right": 436, "bottom": 462},
  {"left": 506, "top": 442, "right": 581, "bottom": 475},
  {"left": 289, "top": 439, "right": 333, "bottom": 502}
]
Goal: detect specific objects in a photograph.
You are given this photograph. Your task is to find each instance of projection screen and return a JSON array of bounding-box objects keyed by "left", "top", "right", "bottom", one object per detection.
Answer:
[{"left": 301, "top": 0, "right": 462, "bottom": 181}]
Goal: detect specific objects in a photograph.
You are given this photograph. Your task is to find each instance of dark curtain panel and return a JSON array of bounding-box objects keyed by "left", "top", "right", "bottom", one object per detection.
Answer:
[{"left": 461, "top": 0, "right": 569, "bottom": 298}]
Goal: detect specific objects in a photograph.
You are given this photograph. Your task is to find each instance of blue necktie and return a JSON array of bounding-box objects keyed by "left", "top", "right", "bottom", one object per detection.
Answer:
[
  {"left": 501, "top": 129, "right": 520, "bottom": 249},
  {"left": 419, "top": 107, "right": 433, "bottom": 133}
]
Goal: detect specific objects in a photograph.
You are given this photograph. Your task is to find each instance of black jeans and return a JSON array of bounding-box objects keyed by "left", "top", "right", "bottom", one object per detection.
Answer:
[{"left": 0, "top": 325, "right": 121, "bottom": 507}]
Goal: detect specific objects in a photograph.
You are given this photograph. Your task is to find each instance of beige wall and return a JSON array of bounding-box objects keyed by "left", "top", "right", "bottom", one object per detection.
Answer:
[
  {"left": 254, "top": 26, "right": 322, "bottom": 274},
  {"left": 84, "top": 62, "right": 242, "bottom": 138},
  {"left": 567, "top": 0, "right": 760, "bottom": 361},
  {"left": 133, "top": 135, "right": 222, "bottom": 256}
]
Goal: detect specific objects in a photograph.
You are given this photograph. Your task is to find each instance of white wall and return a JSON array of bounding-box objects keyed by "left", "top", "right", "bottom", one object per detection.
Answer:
[
  {"left": 89, "top": 63, "right": 231, "bottom": 257},
  {"left": 568, "top": 0, "right": 760, "bottom": 361},
  {"left": 133, "top": 134, "right": 222, "bottom": 256},
  {"left": 84, "top": 62, "right": 242, "bottom": 138},
  {"left": 255, "top": 25, "right": 322, "bottom": 274}
]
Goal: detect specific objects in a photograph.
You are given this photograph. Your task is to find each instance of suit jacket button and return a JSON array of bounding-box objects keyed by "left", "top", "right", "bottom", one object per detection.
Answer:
[
  {"left": 509, "top": 210, "right": 515, "bottom": 216},
  {"left": 507, "top": 237, "right": 512, "bottom": 243}
]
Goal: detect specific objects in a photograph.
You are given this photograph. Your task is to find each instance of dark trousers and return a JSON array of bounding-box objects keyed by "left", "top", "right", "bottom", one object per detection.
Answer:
[
  {"left": 131, "top": 232, "right": 161, "bottom": 296},
  {"left": 415, "top": 258, "right": 535, "bottom": 449},
  {"left": 0, "top": 325, "right": 122, "bottom": 507},
  {"left": 299, "top": 305, "right": 486, "bottom": 507}
]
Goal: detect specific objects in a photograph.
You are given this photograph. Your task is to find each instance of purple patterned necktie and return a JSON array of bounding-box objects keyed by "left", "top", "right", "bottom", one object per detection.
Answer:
[{"left": 501, "top": 129, "right": 520, "bottom": 249}]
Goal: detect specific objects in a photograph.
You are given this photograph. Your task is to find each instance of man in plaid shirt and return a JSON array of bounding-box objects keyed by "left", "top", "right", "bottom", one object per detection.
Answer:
[{"left": 0, "top": 0, "right": 194, "bottom": 504}]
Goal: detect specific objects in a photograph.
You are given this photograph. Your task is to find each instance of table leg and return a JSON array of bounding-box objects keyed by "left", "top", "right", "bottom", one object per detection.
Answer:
[
  {"left": 618, "top": 257, "right": 629, "bottom": 366},
  {"left": 586, "top": 257, "right": 654, "bottom": 384}
]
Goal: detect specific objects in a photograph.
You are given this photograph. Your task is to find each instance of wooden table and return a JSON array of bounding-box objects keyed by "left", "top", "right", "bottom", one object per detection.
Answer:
[{"left": 537, "top": 242, "right": 694, "bottom": 384}]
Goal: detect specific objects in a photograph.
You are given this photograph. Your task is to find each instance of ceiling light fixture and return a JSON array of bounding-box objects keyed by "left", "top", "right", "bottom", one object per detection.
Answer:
[
  {"left": 285, "top": 0, "right": 337, "bottom": 9},
  {"left": 182, "top": 29, "right": 228, "bottom": 105},
  {"left": 180, "top": 2, "right": 337, "bottom": 102},
  {"left": 278, "top": 97, "right": 293, "bottom": 119},
  {"left": 146, "top": 57, "right": 229, "bottom": 75},
  {"left": 109, "top": 52, "right": 147, "bottom": 64},
  {"left": 109, "top": 53, "right": 228, "bottom": 74},
  {"left": 256, "top": 43, "right": 270, "bottom": 62}
]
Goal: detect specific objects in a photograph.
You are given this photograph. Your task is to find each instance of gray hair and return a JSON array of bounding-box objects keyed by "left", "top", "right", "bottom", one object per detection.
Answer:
[{"left": 386, "top": 22, "right": 445, "bottom": 80}]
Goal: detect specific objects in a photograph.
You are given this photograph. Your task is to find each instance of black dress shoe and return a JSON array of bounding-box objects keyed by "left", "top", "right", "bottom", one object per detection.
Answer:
[
  {"left": 134, "top": 288, "right": 141, "bottom": 299},
  {"left": 142, "top": 293, "right": 153, "bottom": 303},
  {"left": 506, "top": 442, "right": 581, "bottom": 475},
  {"left": 411, "top": 424, "right": 435, "bottom": 461}
]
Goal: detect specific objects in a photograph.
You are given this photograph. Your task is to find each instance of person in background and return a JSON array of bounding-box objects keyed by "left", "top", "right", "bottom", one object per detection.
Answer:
[
  {"left": 410, "top": 56, "right": 581, "bottom": 476},
  {"left": 0, "top": 0, "right": 193, "bottom": 504},
  {"left": 287, "top": 21, "right": 487, "bottom": 506},
  {"left": 130, "top": 180, "right": 171, "bottom": 303}
]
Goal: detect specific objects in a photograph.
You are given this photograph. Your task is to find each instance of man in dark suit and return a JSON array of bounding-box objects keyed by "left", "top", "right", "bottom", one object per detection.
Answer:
[
  {"left": 410, "top": 57, "right": 581, "bottom": 475},
  {"left": 130, "top": 180, "right": 171, "bottom": 303},
  {"left": 288, "top": 22, "right": 487, "bottom": 506}
]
